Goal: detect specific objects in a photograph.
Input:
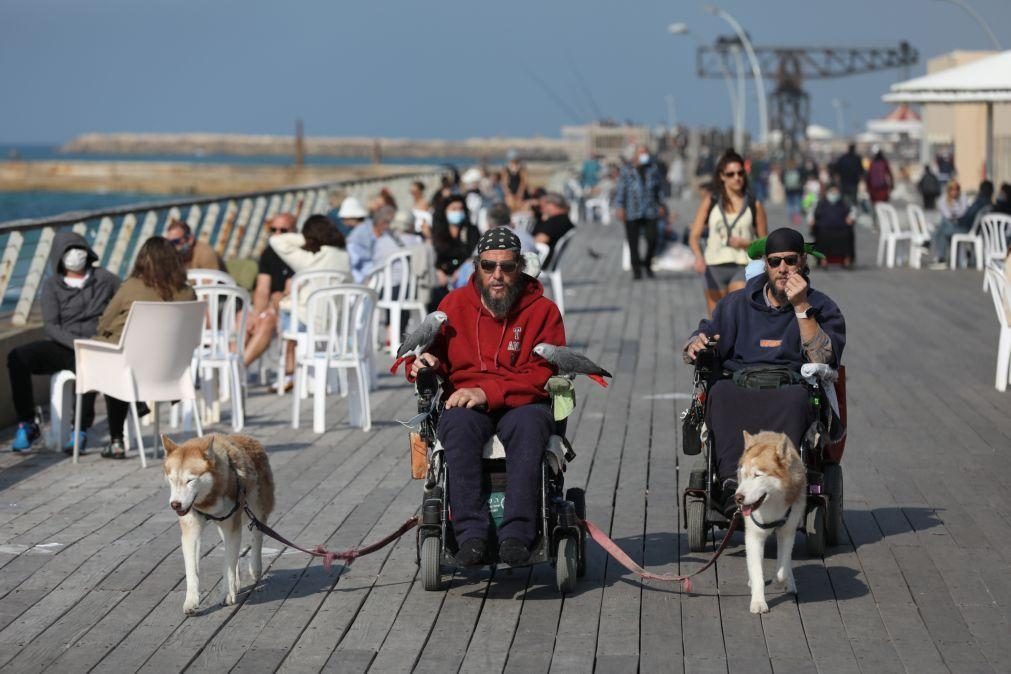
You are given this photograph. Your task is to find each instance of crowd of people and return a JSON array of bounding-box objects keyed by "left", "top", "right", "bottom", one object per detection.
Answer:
[{"left": 5, "top": 155, "right": 582, "bottom": 455}]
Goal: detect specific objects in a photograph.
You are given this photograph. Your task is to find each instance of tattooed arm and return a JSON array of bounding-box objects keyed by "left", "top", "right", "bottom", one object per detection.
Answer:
[{"left": 801, "top": 327, "right": 833, "bottom": 364}]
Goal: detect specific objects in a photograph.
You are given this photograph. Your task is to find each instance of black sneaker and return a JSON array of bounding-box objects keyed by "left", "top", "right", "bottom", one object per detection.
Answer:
[
  {"left": 498, "top": 538, "right": 531, "bottom": 566},
  {"left": 455, "top": 538, "right": 487, "bottom": 566}
]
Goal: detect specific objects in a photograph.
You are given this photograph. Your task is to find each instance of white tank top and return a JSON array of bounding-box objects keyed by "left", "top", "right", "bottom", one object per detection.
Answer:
[{"left": 703, "top": 197, "right": 755, "bottom": 266}]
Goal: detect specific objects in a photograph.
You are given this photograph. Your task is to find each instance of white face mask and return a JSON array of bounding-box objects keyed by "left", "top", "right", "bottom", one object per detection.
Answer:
[
  {"left": 638, "top": 153, "right": 650, "bottom": 165},
  {"left": 62, "top": 248, "right": 89, "bottom": 273}
]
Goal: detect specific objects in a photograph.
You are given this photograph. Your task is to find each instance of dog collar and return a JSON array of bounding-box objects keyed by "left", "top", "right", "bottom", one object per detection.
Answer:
[
  {"left": 749, "top": 506, "right": 791, "bottom": 530},
  {"left": 193, "top": 460, "right": 244, "bottom": 522}
]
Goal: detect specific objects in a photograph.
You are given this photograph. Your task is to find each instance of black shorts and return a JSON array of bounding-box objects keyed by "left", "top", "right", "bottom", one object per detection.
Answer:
[{"left": 704, "top": 263, "right": 746, "bottom": 292}]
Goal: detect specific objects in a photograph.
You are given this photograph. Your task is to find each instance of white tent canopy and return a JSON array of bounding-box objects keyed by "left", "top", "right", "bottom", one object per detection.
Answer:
[
  {"left": 883, "top": 50, "right": 1011, "bottom": 175},
  {"left": 883, "top": 51, "right": 1011, "bottom": 104}
]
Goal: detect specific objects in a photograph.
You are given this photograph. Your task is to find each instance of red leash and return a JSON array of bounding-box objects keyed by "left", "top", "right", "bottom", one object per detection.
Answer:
[
  {"left": 243, "top": 505, "right": 419, "bottom": 572},
  {"left": 581, "top": 511, "right": 740, "bottom": 593}
]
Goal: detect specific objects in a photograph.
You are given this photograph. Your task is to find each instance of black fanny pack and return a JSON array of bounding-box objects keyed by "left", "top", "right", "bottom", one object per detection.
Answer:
[{"left": 731, "top": 366, "right": 802, "bottom": 390}]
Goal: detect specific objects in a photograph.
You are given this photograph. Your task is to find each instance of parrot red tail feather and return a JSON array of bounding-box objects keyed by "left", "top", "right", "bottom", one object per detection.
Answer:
[{"left": 588, "top": 374, "right": 610, "bottom": 388}]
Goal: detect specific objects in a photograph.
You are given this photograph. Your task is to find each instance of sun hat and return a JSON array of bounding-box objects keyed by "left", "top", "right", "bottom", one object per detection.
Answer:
[{"left": 338, "top": 196, "right": 368, "bottom": 219}]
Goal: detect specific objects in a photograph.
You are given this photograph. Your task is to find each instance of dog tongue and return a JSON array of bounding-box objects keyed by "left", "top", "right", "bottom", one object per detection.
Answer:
[{"left": 741, "top": 505, "right": 753, "bottom": 517}]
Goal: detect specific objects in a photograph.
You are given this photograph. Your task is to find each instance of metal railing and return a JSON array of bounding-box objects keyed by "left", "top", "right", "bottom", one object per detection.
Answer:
[{"left": 0, "top": 170, "right": 443, "bottom": 326}]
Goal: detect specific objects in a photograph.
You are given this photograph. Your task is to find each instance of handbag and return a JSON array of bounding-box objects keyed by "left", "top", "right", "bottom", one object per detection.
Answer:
[{"left": 731, "top": 365, "right": 802, "bottom": 390}]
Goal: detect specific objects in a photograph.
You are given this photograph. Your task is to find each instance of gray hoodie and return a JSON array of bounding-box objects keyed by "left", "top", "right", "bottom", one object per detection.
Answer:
[{"left": 39, "top": 231, "right": 121, "bottom": 349}]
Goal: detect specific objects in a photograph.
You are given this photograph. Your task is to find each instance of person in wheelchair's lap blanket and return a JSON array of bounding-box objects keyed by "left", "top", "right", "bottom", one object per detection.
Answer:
[
  {"left": 683, "top": 227, "right": 846, "bottom": 516},
  {"left": 407, "top": 227, "right": 565, "bottom": 567}
]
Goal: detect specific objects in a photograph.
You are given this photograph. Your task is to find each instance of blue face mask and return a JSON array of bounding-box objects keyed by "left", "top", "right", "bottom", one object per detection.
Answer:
[
  {"left": 446, "top": 210, "right": 466, "bottom": 225},
  {"left": 638, "top": 154, "right": 650, "bottom": 165},
  {"left": 826, "top": 192, "right": 840, "bottom": 204}
]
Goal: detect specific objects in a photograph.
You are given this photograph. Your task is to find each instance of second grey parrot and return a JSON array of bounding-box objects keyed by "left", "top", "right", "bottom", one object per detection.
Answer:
[
  {"left": 533, "top": 343, "right": 612, "bottom": 387},
  {"left": 390, "top": 311, "right": 448, "bottom": 373}
]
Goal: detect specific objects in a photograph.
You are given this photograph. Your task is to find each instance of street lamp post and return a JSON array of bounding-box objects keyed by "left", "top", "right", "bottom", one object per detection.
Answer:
[
  {"left": 703, "top": 5, "right": 769, "bottom": 146},
  {"left": 933, "top": 0, "right": 1001, "bottom": 51},
  {"left": 667, "top": 22, "right": 742, "bottom": 147}
]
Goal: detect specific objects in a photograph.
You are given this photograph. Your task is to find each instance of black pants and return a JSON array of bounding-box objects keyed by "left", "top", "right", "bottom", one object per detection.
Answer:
[
  {"left": 105, "top": 396, "right": 131, "bottom": 441},
  {"left": 7, "top": 340, "right": 95, "bottom": 429},
  {"left": 705, "top": 380, "right": 812, "bottom": 481},
  {"left": 624, "top": 218, "right": 658, "bottom": 276},
  {"left": 437, "top": 404, "right": 554, "bottom": 546}
]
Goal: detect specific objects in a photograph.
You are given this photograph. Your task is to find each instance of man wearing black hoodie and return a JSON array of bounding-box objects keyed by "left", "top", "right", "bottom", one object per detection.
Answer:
[
  {"left": 682, "top": 228, "right": 846, "bottom": 515},
  {"left": 7, "top": 231, "right": 120, "bottom": 453}
]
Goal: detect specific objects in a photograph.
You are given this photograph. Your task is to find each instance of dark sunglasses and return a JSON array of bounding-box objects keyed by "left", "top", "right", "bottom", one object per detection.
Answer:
[
  {"left": 269, "top": 227, "right": 291, "bottom": 234},
  {"left": 479, "top": 259, "right": 519, "bottom": 274},
  {"left": 766, "top": 254, "right": 800, "bottom": 268},
  {"left": 723, "top": 170, "right": 746, "bottom": 178},
  {"left": 167, "top": 237, "right": 187, "bottom": 247}
]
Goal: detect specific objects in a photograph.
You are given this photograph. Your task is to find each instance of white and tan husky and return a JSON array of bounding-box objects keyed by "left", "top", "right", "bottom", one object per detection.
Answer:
[
  {"left": 734, "top": 431, "right": 807, "bottom": 614},
  {"left": 162, "top": 433, "right": 275, "bottom": 615}
]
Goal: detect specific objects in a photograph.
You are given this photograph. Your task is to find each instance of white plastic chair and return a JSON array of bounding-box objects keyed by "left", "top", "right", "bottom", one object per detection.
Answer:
[
  {"left": 542, "top": 228, "right": 577, "bottom": 316},
  {"left": 875, "top": 203, "right": 911, "bottom": 268},
  {"left": 905, "top": 203, "right": 933, "bottom": 269},
  {"left": 187, "top": 268, "right": 235, "bottom": 286},
  {"left": 276, "top": 269, "right": 349, "bottom": 395},
  {"left": 73, "top": 301, "right": 206, "bottom": 466},
  {"left": 950, "top": 209, "right": 988, "bottom": 270},
  {"left": 984, "top": 267, "right": 1011, "bottom": 391},
  {"left": 585, "top": 196, "right": 612, "bottom": 225},
  {"left": 375, "top": 246, "right": 427, "bottom": 357},
  {"left": 980, "top": 214, "right": 1010, "bottom": 291},
  {"left": 193, "top": 285, "right": 250, "bottom": 431},
  {"left": 292, "top": 286, "right": 378, "bottom": 432},
  {"left": 535, "top": 242, "right": 551, "bottom": 267},
  {"left": 48, "top": 370, "right": 77, "bottom": 450}
]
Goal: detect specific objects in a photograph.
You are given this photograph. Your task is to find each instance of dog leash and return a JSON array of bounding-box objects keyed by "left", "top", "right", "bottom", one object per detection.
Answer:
[
  {"left": 580, "top": 511, "right": 741, "bottom": 593},
  {"left": 242, "top": 505, "right": 419, "bottom": 572}
]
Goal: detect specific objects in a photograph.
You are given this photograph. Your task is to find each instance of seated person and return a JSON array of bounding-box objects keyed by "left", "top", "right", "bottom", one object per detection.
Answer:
[
  {"left": 452, "top": 202, "right": 540, "bottom": 289},
  {"left": 810, "top": 183, "right": 855, "bottom": 267},
  {"left": 244, "top": 213, "right": 296, "bottom": 373},
  {"left": 532, "top": 192, "right": 575, "bottom": 267},
  {"left": 408, "top": 228, "right": 565, "bottom": 566},
  {"left": 682, "top": 228, "right": 846, "bottom": 516},
  {"left": 931, "top": 180, "right": 993, "bottom": 265},
  {"left": 166, "top": 219, "right": 226, "bottom": 271},
  {"left": 94, "top": 237, "right": 197, "bottom": 459},
  {"left": 7, "top": 232, "right": 120, "bottom": 453}
]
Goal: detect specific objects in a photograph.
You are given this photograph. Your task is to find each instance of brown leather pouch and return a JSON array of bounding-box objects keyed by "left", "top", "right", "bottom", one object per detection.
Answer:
[{"left": 410, "top": 432, "right": 428, "bottom": 479}]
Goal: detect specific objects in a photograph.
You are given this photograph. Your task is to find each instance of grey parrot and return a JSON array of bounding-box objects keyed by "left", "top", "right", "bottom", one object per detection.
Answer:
[
  {"left": 390, "top": 311, "right": 448, "bottom": 374},
  {"left": 533, "top": 343, "right": 612, "bottom": 387}
]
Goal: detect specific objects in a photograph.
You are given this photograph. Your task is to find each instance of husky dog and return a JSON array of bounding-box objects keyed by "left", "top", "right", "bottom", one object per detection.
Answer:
[
  {"left": 735, "top": 431, "right": 807, "bottom": 614},
  {"left": 162, "top": 433, "right": 275, "bottom": 615}
]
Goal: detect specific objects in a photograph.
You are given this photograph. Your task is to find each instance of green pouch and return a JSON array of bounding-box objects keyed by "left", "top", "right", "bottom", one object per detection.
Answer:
[{"left": 546, "top": 375, "right": 576, "bottom": 422}]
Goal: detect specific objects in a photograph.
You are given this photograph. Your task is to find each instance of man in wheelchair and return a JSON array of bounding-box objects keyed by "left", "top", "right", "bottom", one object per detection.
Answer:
[
  {"left": 408, "top": 227, "right": 565, "bottom": 566},
  {"left": 682, "top": 228, "right": 846, "bottom": 518}
]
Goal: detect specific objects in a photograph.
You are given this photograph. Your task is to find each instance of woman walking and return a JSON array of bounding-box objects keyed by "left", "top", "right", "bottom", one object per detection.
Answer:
[{"left": 689, "top": 149, "right": 768, "bottom": 314}]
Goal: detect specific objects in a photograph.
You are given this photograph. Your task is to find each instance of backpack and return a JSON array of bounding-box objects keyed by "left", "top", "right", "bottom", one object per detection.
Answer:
[
  {"left": 919, "top": 171, "right": 941, "bottom": 197},
  {"left": 706, "top": 193, "right": 757, "bottom": 230}
]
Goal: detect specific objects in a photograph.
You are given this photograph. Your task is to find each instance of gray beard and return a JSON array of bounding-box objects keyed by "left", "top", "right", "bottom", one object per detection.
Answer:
[{"left": 478, "top": 277, "right": 525, "bottom": 317}]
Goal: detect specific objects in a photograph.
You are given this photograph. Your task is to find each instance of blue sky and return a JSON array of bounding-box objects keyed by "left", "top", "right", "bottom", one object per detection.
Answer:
[{"left": 2, "top": 0, "right": 1008, "bottom": 143}]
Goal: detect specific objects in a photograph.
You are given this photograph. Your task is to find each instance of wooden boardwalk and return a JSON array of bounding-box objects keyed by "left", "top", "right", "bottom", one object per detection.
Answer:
[{"left": 1, "top": 208, "right": 1009, "bottom": 673}]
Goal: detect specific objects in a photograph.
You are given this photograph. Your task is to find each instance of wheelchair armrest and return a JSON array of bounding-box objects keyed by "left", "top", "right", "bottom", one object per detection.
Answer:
[
  {"left": 415, "top": 367, "right": 441, "bottom": 397},
  {"left": 800, "top": 363, "right": 838, "bottom": 385}
]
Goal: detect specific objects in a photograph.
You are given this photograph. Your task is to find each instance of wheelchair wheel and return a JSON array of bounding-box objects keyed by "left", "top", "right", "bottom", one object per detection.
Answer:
[
  {"left": 686, "top": 497, "right": 707, "bottom": 552},
  {"left": 823, "top": 463, "right": 843, "bottom": 546},
  {"left": 805, "top": 503, "right": 826, "bottom": 557},
  {"left": 421, "top": 535, "right": 443, "bottom": 591},
  {"left": 565, "top": 487, "right": 587, "bottom": 578},
  {"left": 555, "top": 534, "right": 579, "bottom": 594}
]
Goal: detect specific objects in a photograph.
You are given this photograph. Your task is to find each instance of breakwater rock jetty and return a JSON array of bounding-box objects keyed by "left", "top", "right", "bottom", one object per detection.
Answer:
[{"left": 62, "top": 133, "right": 577, "bottom": 161}]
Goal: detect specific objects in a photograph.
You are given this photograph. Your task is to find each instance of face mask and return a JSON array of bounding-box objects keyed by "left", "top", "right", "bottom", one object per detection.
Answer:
[
  {"left": 62, "top": 248, "right": 89, "bottom": 272},
  {"left": 826, "top": 192, "right": 840, "bottom": 204},
  {"left": 638, "top": 154, "right": 650, "bottom": 165},
  {"left": 446, "top": 210, "right": 466, "bottom": 225}
]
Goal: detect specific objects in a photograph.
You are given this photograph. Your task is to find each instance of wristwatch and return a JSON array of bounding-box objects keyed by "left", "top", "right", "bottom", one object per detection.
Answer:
[{"left": 795, "top": 306, "right": 818, "bottom": 320}]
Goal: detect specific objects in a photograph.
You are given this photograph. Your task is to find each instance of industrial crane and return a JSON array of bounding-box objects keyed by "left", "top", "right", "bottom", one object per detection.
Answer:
[{"left": 697, "top": 39, "right": 919, "bottom": 158}]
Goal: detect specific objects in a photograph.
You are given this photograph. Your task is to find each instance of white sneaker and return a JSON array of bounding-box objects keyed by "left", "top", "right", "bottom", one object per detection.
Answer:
[{"left": 928, "top": 261, "right": 948, "bottom": 270}]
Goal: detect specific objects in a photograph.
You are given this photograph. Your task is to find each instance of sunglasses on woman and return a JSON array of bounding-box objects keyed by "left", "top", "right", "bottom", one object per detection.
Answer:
[
  {"left": 479, "top": 259, "right": 519, "bottom": 273},
  {"left": 723, "top": 170, "right": 746, "bottom": 178},
  {"left": 766, "top": 254, "right": 800, "bottom": 268}
]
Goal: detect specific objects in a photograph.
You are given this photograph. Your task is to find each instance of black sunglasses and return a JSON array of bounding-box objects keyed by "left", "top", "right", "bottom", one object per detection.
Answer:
[
  {"left": 479, "top": 259, "right": 519, "bottom": 273},
  {"left": 269, "top": 227, "right": 291, "bottom": 234},
  {"left": 167, "top": 237, "right": 187, "bottom": 247},
  {"left": 723, "top": 170, "right": 746, "bottom": 178},
  {"left": 766, "top": 254, "right": 800, "bottom": 268}
]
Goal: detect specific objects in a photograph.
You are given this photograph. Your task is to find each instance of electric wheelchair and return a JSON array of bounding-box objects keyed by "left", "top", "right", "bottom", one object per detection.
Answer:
[
  {"left": 682, "top": 346, "right": 847, "bottom": 556},
  {"left": 410, "top": 367, "right": 587, "bottom": 593}
]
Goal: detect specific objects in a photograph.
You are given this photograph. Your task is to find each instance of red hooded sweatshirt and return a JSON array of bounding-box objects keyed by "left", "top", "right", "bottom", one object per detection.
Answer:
[{"left": 420, "top": 274, "right": 566, "bottom": 411}]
